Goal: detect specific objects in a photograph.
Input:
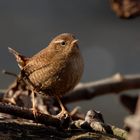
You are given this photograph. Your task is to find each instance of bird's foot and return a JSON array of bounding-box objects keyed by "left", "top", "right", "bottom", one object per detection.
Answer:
[
  {"left": 54, "top": 110, "right": 72, "bottom": 128},
  {"left": 54, "top": 110, "right": 70, "bottom": 120}
]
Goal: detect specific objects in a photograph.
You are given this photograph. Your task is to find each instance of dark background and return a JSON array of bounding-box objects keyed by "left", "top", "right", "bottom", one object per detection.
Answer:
[{"left": 0, "top": 0, "right": 140, "bottom": 127}]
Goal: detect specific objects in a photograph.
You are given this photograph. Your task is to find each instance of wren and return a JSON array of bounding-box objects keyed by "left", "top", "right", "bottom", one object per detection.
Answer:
[{"left": 8, "top": 33, "right": 84, "bottom": 118}]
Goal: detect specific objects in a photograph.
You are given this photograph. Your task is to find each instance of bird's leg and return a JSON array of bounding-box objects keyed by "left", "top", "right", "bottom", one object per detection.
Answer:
[
  {"left": 31, "top": 90, "right": 37, "bottom": 117},
  {"left": 55, "top": 96, "right": 69, "bottom": 119}
]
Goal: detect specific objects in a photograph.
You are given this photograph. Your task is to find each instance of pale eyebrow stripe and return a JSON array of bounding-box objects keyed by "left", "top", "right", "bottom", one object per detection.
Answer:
[{"left": 53, "top": 40, "right": 64, "bottom": 44}]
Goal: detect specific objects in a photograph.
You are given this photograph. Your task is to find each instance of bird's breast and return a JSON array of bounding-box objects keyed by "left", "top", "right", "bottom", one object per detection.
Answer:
[
  {"left": 54, "top": 52, "right": 84, "bottom": 95},
  {"left": 28, "top": 52, "right": 84, "bottom": 96}
]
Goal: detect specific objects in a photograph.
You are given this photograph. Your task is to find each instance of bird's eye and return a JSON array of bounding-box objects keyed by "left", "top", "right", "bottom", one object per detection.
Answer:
[{"left": 60, "top": 41, "right": 67, "bottom": 46}]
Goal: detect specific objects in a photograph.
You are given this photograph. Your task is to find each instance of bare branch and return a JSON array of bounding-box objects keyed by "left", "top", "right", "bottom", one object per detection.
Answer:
[
  {"left": 0, "top": 102, "right": 62, "bottom": 127},
  {"left": 62, "top": 73, "right": 140, "bottom": 104}
]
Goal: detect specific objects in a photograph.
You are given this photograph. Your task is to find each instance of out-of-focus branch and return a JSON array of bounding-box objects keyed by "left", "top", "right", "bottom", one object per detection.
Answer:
[
  {"left": 62, "top": 73, "right": 140, "bottom": 104},
  {"left": 110, "top": 0, "right": 140, "bottom": 18},
  {"left": 120, "top": 94, "right": 138, "bottom": 113},
  {"left": 125, "top": 96, "right": 140, "bottom": 140}
]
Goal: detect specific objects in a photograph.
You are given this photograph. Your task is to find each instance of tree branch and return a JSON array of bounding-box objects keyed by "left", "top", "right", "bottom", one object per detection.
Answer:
[
  {"left": 0, "top": 119, "right": 125, "bottom": 140},
  {"left": 0, "top": 105, "right": 127, "bottom": 140},
  {"left": 62, "top": 73, "right": 140, "bottom": 104},
  {"left": 0, "top": 102, "right": 62, "bottom": 127},
  {"left": 0, "top": 120, "right": 69, "bottom": 139}
]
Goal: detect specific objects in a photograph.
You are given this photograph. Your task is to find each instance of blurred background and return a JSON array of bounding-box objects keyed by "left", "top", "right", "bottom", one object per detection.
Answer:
[{"left": 0, "top": 0, "right": 140, "bottom": 127}]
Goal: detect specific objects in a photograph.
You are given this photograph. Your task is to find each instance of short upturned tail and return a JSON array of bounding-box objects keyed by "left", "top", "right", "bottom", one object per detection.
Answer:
[{"left": 8, "top": 47, "right": 27, "bottom": 69}]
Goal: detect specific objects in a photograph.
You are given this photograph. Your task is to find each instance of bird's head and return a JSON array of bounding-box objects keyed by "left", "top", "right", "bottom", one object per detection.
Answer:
[{"left": 48, "top": 33, "right": 79, "bottom": 55}]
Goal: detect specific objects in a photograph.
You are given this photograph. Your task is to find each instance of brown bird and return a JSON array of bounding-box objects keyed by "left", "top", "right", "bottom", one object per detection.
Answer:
[{"left": 8, "top": 33, "right": 84, "bottom": 118}]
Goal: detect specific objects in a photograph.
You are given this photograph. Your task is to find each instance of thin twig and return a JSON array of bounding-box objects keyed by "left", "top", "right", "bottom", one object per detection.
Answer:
[{"left": 2, "top": 70, "right": 18, "bottom": 77}]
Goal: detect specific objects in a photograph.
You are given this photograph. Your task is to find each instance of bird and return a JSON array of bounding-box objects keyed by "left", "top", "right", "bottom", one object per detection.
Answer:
[{"left": 8, "top": 33, "right": 84, "bottom": 119}]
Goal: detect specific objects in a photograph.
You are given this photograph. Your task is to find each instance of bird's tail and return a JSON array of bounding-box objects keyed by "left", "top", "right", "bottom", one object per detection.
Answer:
[{"left": 8, "top": 47, "right": 27, "bottom": 69}]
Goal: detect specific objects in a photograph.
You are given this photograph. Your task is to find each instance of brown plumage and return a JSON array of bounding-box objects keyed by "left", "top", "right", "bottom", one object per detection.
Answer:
[{"left": 8, "top": 33, "right": 84, "bottom": 118}]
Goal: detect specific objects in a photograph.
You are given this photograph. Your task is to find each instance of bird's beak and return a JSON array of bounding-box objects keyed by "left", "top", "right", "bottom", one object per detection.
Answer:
[
  {"left": 72, "top": 39, "right": 78, "bottom": 45},
  {"left": 71, "top": 39, "right": 79, "bottom": 49}
]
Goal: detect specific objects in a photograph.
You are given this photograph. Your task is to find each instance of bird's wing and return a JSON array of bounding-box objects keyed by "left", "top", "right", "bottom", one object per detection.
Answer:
[{"left": 23, "top": 48, "right": 56, "bottom": 75}]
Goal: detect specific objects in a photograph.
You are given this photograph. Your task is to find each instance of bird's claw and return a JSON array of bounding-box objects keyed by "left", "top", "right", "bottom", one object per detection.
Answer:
[{"left": 54, "top": 110, "right": 70, "bottom": 120}]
